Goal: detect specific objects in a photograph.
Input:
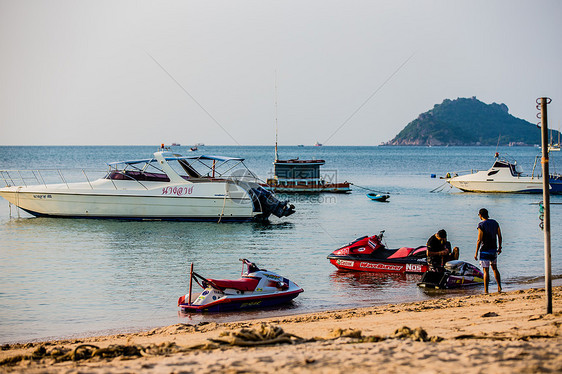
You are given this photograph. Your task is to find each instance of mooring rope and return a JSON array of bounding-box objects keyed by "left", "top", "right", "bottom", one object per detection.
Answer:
[
  {"left": 217, "top": 182, "right": 228, "bottom": 223},
  {"left": 430, "top": 182, "right": 451, "bottom": 193},
  {"left": 350, "top": 183, "right": 391, "bottom": 195}
]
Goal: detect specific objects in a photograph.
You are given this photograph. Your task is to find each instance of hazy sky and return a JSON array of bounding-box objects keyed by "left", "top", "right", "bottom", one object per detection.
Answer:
[{"left": 1, "top": 0, "right": 561, "bottom": 146}]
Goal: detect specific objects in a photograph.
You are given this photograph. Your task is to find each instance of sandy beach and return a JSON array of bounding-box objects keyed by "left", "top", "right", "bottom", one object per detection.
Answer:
[{"left": 1, "top": 286, "right": 561, "bottom": 373}]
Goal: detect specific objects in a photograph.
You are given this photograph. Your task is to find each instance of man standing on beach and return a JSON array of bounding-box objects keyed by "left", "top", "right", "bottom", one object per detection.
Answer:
[{"left": 475, "top": 208, "right": 502, "bottom": 293}]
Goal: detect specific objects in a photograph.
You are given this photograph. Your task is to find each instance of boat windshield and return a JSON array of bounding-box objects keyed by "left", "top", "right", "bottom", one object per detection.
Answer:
[
  {"left": 492, "top": 160, "right": 511, "bottom": 168},
  {"left": 174, "top": 155, "right": 249, "bottom": 179},
  {"left": 106, "top": 157, "right": 171, "bottom": 182},
  {"left": 105, "top": 154, "right": 258, "bottom": 182}
]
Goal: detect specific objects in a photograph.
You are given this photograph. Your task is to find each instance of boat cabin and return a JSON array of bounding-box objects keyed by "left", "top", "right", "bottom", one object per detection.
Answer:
[
  {"left": 273, "top": 159, "right": 325, "bottom": 184},
  {"left": 265, "top": 157, "right": 351, "bottom": 193},
  {"left": 490, "top": 159, "right": 523, "bottom": 177}
]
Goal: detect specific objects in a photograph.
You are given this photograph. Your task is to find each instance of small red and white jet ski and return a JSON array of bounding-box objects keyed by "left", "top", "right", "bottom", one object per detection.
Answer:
[
  {"left": 178, "top": 259, "right": 304, "bottom": 312},
  {"left": 327, "top": 231, "right": 428, "bottom": 273},
  {"left": 417, "top": 260, "right": 484, "bottom": 289}
]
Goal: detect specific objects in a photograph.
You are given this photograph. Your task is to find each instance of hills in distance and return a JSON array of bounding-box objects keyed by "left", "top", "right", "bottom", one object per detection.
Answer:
[{"left": 385, "top": 96, "right": 560, "bottom": 146}]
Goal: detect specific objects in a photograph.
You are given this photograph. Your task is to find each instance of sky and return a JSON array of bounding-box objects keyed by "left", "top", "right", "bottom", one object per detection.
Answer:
[{"left": 1, "top": 0, "right": 561, "bottom": 146}]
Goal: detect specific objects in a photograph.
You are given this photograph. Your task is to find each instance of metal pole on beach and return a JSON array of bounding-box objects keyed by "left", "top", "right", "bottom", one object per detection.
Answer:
[
  {"left": 538, "top": 97, "right": 552, "bottom": 314},
  {"left": 188, "top": 263, "right": 194, "bottom": 305}
]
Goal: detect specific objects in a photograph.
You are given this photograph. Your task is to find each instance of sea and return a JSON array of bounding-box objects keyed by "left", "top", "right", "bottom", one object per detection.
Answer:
[{"left": 1, "top": 145, "right": 561, "bottom": 344}]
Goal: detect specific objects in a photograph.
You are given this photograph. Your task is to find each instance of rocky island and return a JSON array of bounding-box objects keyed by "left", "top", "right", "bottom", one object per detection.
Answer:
[{"left": 385, "top": 97, "right": 555, "bottom": 146}]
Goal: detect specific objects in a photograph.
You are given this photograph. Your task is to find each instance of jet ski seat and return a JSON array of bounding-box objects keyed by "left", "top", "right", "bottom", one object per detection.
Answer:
[{"left": 207, "top": 277, "right": 260, "bottom": 291}]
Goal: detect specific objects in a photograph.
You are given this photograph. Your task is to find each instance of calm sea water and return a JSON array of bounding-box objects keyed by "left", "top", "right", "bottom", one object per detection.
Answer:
[{"left": 1, "top": 145, "right": 561, "bottom": 343}]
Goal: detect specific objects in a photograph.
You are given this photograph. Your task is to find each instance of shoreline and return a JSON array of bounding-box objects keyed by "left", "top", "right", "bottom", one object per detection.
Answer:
[
  {"left": 6, "top": 278, "right": 559, "bottom": 346},
  {"left": 2, "top": 286, "right": 561, "bottom": 373}
]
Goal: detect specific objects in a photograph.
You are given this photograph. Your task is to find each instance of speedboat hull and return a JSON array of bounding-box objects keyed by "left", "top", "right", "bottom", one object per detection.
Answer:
[
  {"left": 448, "top": 175, "right": 543, "bottom": 193},
  {"left": 0, "top": 181, "right": 256, "bottom": 221}
]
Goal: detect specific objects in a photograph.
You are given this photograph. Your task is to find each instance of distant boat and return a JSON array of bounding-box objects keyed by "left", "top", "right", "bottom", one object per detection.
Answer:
[
  {"left": 446, "top": 153, "right": 562, "bottom": 194},
  {"left": 297, "top": 144, "right": 304, "bottom": 147},
  {"left": 171, "top": 143, "right": 181, "bottom": 146},
  {"left": 314, "top": 141, "right": 322, "bottom": 147},
  {"left": 548, "top": 128, "right": 560, "bottom": 151},
  {"left": 540, "top": 128, "right": 561, "bottom": 151},
  {"left": 508, "top": 141, "right": 526, "bottom": 147},
  {"left": 190, "top": 146, "right": 198, "bottom": 152},
  {"left": 195, "top": 143, "right": 205, "bottom": 147}
]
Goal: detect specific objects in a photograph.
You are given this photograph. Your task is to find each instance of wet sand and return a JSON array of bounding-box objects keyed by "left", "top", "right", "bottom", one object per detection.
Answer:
[{"left": 1, "top": 286, "right": 561, "bottom": 373}]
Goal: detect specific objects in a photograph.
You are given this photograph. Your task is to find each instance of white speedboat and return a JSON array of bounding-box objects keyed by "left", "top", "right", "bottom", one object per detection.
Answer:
[
  {"left": 446, "top": 153, "right": 562, "bottom": 194},
  {"left": 0, "top": 149, "right": 295, "bottom": 221}
]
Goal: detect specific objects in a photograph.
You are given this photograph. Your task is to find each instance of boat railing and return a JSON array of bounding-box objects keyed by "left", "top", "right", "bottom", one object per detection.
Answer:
[
  {"left": 0, "top": 168, "right": 265, "bottom": 191},
  {"left": 445, "top": 169, "right": 478, "bottom": 178},
  {"left": 0, "top": 169, "right": 107, "bottom": 189}
]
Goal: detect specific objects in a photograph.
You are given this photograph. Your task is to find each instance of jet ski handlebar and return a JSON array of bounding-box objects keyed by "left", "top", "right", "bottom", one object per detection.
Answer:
[{"left": 239, "top": 258, "right": 261, "bottom": 274}]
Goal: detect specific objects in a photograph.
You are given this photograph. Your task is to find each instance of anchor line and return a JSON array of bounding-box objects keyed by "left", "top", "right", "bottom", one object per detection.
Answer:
[
  {"left": 350, "top": 183, "right": 392, "bottom": 195},
  {"left": 430, "top": 182, "right": 450, "bottom": 193}
]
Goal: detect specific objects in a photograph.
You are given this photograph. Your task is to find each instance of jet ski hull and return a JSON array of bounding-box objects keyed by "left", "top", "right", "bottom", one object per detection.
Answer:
[
  {"left": 328, "top": 257, "right": 428, "bottom": 273},
  {"left": 179, "top": 289, "right": 303, "bottom": 313},
  {"left": 327, "top": 232, "right": 428, "bottom": 273}
]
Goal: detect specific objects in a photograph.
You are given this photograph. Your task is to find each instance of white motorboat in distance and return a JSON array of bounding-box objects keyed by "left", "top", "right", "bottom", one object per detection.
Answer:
[
  {"left": 0, "top": 149, "right": 296, "bottom": 221},
  {"left": 446, "top": 153, "right": 562, "bottom": 194}
]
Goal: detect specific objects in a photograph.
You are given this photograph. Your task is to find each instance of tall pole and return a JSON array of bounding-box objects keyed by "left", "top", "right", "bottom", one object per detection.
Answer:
[
  {"left": 274, "top": 70, "right": 279, "bottom": 162},
  {"left": 539, "top": 97, "right": 552, "bottom": 314},
  {"left": 188, "top": 263, "right": 194, "bottom": 305}
]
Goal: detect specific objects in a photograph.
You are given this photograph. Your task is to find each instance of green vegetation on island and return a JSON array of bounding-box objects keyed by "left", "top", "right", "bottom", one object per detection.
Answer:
[{"left": 386, "top": 97, "right": 559, "bottom": 146}]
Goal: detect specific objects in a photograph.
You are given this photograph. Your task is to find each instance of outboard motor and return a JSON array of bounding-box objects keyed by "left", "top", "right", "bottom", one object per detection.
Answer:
[{"left": 249, "top": 187, "right": 295, "bottom": 220}]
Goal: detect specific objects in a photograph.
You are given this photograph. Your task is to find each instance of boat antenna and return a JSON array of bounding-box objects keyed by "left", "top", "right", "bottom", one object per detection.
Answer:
[
  {"left": 495, "top": 133, "right": 501, "bottom": 156},
  {"left": 274, "top": 70, "right": 279, "bottom": 162}
]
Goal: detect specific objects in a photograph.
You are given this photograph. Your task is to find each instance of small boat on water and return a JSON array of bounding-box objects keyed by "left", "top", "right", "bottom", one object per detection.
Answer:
[
  {"left": 0, "top": 146, "right": 295, "bottom": 221},
  {"left": 366, "top": 193, "right": 390, "bottom": 202},
  {"left": 327, "top": 231, "right": 428, "bottom": 273},
  {"left": 446, "top": 153, "right": 562, "bottom": 194},
  {"left": 417, "top": 260, "right": 484, "bottom": 289},
  {"left": 178, "top": 259, "right": 304, "bottom": 312}
]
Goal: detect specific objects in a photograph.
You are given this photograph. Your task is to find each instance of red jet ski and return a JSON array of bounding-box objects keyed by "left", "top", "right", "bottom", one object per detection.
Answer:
[{"left": 327, "top": 231, "right": 428, "bottom": 273}]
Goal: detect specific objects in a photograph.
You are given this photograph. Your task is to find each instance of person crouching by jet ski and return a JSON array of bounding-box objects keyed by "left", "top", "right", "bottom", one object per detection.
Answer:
[{"left": 426, "top": 229, "right": 459, "bottom": 272}]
